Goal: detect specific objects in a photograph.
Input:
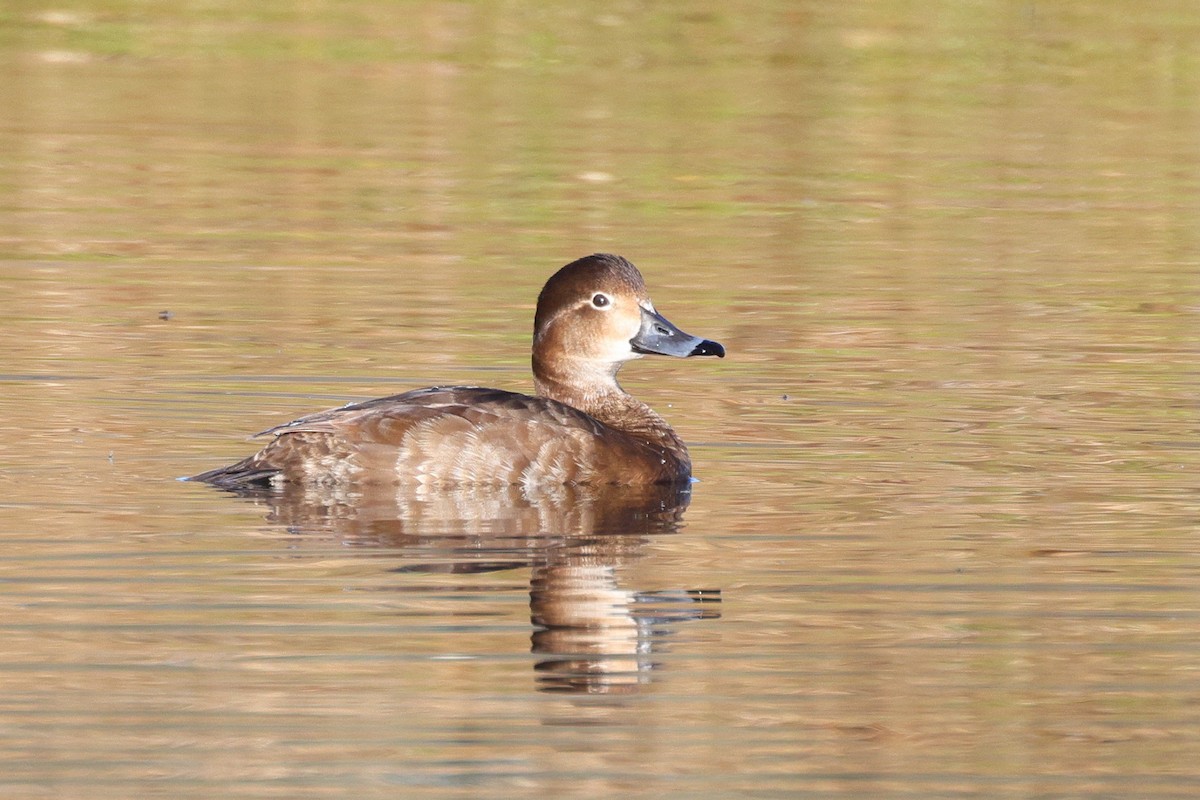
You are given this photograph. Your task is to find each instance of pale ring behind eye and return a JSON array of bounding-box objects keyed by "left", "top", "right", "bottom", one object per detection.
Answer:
[{"left": 592, "top": 293, "right": 611, "bottom": 308}]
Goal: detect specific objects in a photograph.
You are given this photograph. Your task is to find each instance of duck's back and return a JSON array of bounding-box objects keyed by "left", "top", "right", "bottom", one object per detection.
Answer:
[{"left": 191, "top": 387, "right": 687, "bottom": 489}]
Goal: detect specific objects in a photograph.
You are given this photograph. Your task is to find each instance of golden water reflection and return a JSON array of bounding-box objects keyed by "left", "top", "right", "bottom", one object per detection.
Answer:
[
  {"left": 216, "top": 481, "right": 720, "bottom": 695},
  {"left": 2, "top": 0, "right": 1200, "bottom": 795}
]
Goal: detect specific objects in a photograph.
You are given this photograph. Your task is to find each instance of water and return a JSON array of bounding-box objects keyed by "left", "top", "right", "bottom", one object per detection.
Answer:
[{"left": 2, "top": 2, "right": 1199, "bottom": 797}]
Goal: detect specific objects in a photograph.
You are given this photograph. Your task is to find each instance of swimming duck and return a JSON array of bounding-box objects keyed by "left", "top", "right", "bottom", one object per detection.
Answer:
[{"left": 190, "top": 253, "right": 724, "bottom": 488}]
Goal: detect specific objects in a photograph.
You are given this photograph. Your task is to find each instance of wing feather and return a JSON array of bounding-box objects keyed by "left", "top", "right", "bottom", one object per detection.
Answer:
[{"left": 190, "top": 386, "right": 661, "bottom": 488}]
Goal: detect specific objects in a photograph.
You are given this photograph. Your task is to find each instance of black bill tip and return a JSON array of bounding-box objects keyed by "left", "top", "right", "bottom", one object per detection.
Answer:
[{"left": 690, "top": 339, "right": 725, "bottom": 358}]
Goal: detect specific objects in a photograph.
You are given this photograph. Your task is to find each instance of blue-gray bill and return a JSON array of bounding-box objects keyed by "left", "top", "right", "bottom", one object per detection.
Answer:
[{"left": 631, "top": 307, "right": 725, "bottom": 359}]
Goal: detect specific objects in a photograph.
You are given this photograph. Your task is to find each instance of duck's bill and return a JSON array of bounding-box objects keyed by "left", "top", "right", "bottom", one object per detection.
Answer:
[{"left": 631, "top": 307, "right": 725, "bottom": 358}]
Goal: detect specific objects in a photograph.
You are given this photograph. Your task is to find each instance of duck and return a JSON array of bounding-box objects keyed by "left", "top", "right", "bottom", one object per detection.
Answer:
[{"left": 189, "top": 253, "right": 724, "bottom": 489}]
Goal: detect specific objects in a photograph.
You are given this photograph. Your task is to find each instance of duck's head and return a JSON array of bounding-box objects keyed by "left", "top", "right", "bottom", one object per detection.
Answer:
[{"left": 532, "top": 253, "right": 724, "bottom": 397}]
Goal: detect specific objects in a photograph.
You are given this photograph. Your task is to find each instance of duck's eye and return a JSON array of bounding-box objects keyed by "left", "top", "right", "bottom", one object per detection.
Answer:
[{"left": 591, "top": 293, "right": 612, "bottom": 309}]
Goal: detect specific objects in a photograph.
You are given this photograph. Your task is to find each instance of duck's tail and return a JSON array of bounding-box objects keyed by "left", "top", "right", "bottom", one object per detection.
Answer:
[{"left": 187, "top": 454, "right": 281, "bottom": 489}]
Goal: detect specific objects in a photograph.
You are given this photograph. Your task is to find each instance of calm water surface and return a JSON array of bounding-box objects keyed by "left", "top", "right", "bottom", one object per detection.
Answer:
[{"left": 2, "top": 2, "right": 1199, "bottom": 798}]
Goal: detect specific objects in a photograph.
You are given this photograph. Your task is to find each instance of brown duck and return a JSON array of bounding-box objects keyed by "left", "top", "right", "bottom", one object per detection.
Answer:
[{"left": 190, "top": 254, "right": 724, "bottom": 488}]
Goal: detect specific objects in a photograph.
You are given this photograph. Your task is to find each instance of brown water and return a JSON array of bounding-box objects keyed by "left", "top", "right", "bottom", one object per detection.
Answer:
[{"left": 2, "top": 2, "right": 1199, "bottom": 797}]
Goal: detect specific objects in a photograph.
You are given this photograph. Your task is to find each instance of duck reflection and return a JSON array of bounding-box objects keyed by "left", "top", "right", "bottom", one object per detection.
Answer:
[{"left": 220, "top": 481, "right": 720, "bottom": 694}]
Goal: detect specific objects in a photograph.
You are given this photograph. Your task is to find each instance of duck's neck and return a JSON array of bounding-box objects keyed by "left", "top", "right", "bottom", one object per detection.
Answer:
[{"left": 533, "top": 357, "right": 688, "bottom": 458}]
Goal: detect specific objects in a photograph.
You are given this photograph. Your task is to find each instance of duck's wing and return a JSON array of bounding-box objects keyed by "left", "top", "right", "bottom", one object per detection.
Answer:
[{"left": 190, "top": 386, "right": 661, "bottom": 488}]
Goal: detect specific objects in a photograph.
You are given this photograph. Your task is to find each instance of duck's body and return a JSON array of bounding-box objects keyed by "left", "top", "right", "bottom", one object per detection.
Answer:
[
  {"left": 194, "top": 386, "right": 687, "bottom": 487},
  {"left": 190, "top": 254, "right": 724, "bottom": 489}
]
